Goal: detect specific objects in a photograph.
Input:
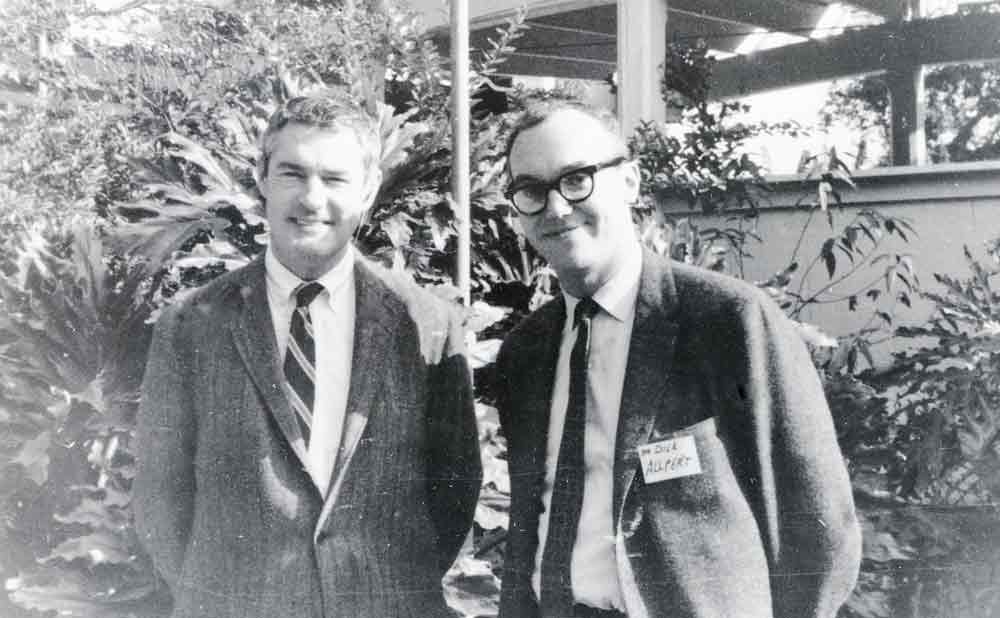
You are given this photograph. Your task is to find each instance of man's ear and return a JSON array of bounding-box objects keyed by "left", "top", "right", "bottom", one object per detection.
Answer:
[
  {"left": 363, "top": 167, "right": 383, "bottom": 208},
  {"left": 255, "top": 162, "right": 270, "bottom": 206},
  {"left": 622, "top": 160, "right": 641, "bottom": 204},
  {"left": 356, "top": 168, "right": 383, "bottom": 231}
]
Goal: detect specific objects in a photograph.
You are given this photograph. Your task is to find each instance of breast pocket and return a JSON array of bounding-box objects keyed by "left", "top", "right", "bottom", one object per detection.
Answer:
[
  {"left": 634, "top": 415, "right": 766, "bottom": 560},
  {"left": 636, "top": 417, "right": 728, "bottom": 500},
  {"left": 640, "top": 416, "right": 738, "bottom": 508}
]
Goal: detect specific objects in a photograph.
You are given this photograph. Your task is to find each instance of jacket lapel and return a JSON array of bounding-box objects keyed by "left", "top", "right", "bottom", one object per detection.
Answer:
[
  {"left": 504, "top": 297, "right": 564, "bottom": 592},
  {"left": 512, "top": 298, "right": 565, "bottom": 488},
  {"left": 229, "top": 258, "right": 311, "bottom": 466},
  {"left": 314, "top": 258, "right": 392, "bottom": 537},
  {"left": 613, "top": 250, "right": 680, "bottom": 520}
]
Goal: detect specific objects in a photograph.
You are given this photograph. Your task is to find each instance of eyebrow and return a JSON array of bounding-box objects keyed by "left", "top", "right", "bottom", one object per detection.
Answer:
[
  {"left": 510, "top": 161, "right": 593, "bottom": 186},
  {"left": 274, "top": 161, "right": 306, "bottom": 173},
  {"left": 273, "top": 161, "right": 352, "bottom": 178}
]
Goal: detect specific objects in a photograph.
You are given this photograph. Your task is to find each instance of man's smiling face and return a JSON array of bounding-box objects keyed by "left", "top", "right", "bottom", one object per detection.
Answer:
[
  {"left": 507, "top": 109, "right": 640, "bottom": 295},
  {"left": 259, "top": 122, "right": 378, "bottom": 280}
]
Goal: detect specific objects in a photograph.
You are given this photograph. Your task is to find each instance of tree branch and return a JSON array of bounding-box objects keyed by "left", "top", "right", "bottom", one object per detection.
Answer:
[{"left": 79, "top": 0, "right": 158, "bottom": 18}]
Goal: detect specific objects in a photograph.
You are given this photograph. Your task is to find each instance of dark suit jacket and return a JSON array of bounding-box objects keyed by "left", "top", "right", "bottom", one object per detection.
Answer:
[
  {"left": 497, "top": 250, "right": 861, "bottom": 618},
  {"left": 133, "top": 255, "right": 482, "bottom": 618}
]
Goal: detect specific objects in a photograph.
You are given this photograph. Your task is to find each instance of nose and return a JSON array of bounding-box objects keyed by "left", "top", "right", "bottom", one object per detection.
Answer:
[
  {"left": 299, "top": 176, "right": 326, "bottom": 211},
  {"left": 545, "top": 187, "right": 574, "bottom": 217}
]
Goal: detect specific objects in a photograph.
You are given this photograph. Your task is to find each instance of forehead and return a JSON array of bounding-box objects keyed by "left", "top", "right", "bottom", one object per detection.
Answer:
[
  {"left": 508, "top": 110, "right": 624, "bottom": 178},
  {"left": 267, "top": 122, "right": 366, "bottom": 170}
]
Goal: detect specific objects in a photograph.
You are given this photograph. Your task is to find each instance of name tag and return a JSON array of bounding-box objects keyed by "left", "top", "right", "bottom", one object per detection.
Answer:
[{"left": 638, "top": 435, "right": 702, "bottom": 483}]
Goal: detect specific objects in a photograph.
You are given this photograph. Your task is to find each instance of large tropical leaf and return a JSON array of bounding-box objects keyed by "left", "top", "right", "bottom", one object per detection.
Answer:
[
  {"left": 157, "top": 131, "right": 247, "bottom": 195},
  {"left": 8, "top": 564, "right": 167, "bottom": 618},
  {"left": 373, "top": 103, "right": 442, "bottom": 209},
  {"left": 443, "top": 554, "right": 502, "bottom": 618},
  {"left": 108, "top": 217, "right": 234, "bottom": 278}
]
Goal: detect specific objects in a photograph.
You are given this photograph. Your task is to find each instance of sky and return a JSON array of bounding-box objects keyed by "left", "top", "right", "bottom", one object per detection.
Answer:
[{"left": 734, "top": 82, "right": 888, "bottom": 175}]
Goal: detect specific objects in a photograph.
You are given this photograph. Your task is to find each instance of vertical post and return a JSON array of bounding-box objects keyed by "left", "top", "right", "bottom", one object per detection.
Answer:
[
  {"left": 616, "top": 0, "right": 668, "bottom": 136},
  {"left": 37, "top": 32, "right": 49, "bottom": 99},
  {"left": 887, "top": 65, "right": 926, "bottom": 166},
  {"left": 888, "top": 0, "right": 927, "bottom": 166},
  {"left": 451, "top": 0, "right": 471, "bottom": 307}
]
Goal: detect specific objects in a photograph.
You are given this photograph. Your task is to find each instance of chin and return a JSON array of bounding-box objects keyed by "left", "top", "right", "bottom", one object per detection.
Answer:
[
  {"left": 558, "top": 241, "right": 595, "bottom": 263},
  {"left": 549, "top": 255, "right": 595, "bottom": 279}
]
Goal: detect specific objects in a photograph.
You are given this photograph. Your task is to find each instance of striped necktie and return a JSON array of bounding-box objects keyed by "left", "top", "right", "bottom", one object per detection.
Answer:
[
  {"left": 540, "top": 297, "right": 600, "bottom": 615},
  {"left": 284, "top": 281, "right": 325, "bottom": 446}
]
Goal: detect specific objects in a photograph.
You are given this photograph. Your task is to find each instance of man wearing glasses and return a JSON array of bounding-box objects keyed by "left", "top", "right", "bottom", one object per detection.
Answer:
[{"left": 495, "top": 103, "right": 861, "bottom": 618}]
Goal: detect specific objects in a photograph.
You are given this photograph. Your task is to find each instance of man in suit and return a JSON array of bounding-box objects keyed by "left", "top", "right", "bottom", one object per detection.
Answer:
[
  {"left": 133, "top": 93, "right": 482, "bottom": 618},
  {"left": 496, "top": 103, "right": 862, "bottom": 618}
]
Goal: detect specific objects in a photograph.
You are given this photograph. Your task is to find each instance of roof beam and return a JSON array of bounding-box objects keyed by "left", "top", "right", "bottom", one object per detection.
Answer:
[
  {"left": 451, "top": 1, "right": 619, "bottom": 80},
  {"left": 710, "top": 12, "right": 1000, "bottom": 97},
  {"left": 468, "top": 20, "right": 614, "bottom": 64},
  {"left": 528, "top": 2, "right": 616, "bottom": 35},
  {"left": 667, "top": 0, "right": 831, "bottom": 33},
  {"left": 426, "top": 0, "right": 614, "bottom": 36},
  {"left": 496, "top": 51, "right": 615, "bottom": 80},
  {"left": 841, "top": 0, "right": 907, "bottom": 20},
  {"left": 666, "top": 10, "right": 753, "bottom": 53}
]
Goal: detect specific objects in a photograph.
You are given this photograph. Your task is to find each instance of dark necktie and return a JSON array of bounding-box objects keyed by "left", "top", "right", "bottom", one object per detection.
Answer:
[
  {"left": 284, "top": 281, "right": 325, "bottom": 447},
  {"left": 540, "top": 297, "right": 600, "bottom": 616}
]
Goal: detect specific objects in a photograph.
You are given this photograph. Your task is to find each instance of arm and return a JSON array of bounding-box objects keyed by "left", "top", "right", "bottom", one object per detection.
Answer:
[
  {"left": 425, "top": 308, "right": 482, "bottom": 570},
  {"left": 740, "top": 296, "right": 862, "bottom": 618},
  {"left": 132, "top": 305, "right": 197, "bottom": 591},
  {"left": 493, "top": 339, "right": 538, "bottom": 618}
]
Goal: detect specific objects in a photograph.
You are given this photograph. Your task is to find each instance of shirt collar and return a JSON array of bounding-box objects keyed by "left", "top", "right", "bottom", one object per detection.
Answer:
[
  {"left": 265, "top": 245, "right": 356, "bottom": 305},
  {"left": 563, "top": 242, "right": 642, "bottom": 324}
]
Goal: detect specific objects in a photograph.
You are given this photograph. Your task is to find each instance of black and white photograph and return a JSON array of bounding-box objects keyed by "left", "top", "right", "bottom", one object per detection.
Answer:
[{"left": 1, "top": 1, "right": 999, "bottom": 617}]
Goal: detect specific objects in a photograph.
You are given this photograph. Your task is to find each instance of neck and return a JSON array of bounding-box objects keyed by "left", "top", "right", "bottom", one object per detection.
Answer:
[
  {"left": 558, "top": 266, "right": 611, "bottom": 299},
  {"left": 295, "top": 247, "right": 352, "bottom": 281},
  {"left": 558, "top": 242, "right": 641, "bottom": 299},
  {"left": 271, "top": 244, "right": 354, "bottom": 282}
]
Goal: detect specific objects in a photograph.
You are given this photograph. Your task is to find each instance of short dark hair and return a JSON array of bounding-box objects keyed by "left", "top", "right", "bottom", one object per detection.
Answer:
[
  {"left": 257, "top": 91, "right": 381, "bottom": 180},
  {"left": 503, "top": 101, "right": 623, "bottom": 171}
]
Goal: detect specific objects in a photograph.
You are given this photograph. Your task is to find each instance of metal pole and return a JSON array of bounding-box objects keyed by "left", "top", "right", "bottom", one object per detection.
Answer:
[{"left": 451, "top": 0, "right": 471, "bottom": 307}]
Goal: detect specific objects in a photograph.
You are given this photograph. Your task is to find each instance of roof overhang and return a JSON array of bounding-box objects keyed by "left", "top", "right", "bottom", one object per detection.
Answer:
[{"left": 422, "top": 0, "right": 1000, "bottom": 96}]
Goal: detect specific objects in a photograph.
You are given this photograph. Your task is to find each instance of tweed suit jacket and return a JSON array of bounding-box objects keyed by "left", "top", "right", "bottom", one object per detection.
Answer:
[
  {"left": 133, "top": 254, "right": 482, "bottom": 618},
  {"left": 496, "top": 250, "right": 862, "bottom": 618}
]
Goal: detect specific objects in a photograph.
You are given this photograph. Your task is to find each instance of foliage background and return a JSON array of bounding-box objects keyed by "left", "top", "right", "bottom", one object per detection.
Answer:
[{"left": 1, "top": 1, "right": 999, "bottom": 618}]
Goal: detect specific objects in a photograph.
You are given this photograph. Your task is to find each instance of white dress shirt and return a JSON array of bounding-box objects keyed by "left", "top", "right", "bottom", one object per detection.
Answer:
[
  {"left": 266, "top": 247, "right": 356, "bottom": 496},
  {"left": 532, "top": 243, "right": 642, "bottom": 611}
]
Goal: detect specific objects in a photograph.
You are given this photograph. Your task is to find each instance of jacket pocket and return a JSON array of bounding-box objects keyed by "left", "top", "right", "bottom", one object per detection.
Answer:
[
  {"left": 654, "top": 413, "right": 718, "bottom": 441},
  {"left": 634, "top": 414, "right": 769, "bottom": 574}
]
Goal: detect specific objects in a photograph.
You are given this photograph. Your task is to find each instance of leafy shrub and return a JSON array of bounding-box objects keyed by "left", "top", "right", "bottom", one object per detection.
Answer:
[
  {"left": 5, "top": 3, "right": 994, "bottom": 618},
  {"left": 831, "top": 242, "right": 1000, "bottom": 618},
  {"left": 0, "top": 218, "right": 168, "bottom": 616}
]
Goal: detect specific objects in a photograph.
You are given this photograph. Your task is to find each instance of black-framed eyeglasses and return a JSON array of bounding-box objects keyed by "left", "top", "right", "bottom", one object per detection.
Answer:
[{"left": 504, "top": 156, "right": 628, "bottom": 215}]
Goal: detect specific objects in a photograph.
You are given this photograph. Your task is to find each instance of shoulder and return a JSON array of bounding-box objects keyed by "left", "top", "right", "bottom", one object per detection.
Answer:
[
  {"left": 671, "top": 261, "right": 768, "bottom": 309},
  {"left": 154, "top": 260, "right": 259, "bottom": 333},
  {"left": 497, "top": 296, "right": 562, "bottom": 366},
  {"left": 507, "top": 297, "right": 561, "bottom": 340},
  {"left": 357, "top": 257, "right": 461, "bottom": 328},
  {"left": 664, "top": 260, "right": 807, "bottom": 370},
  {"left": 669, "top": 260, "right": 782, "bottom": 327},
  {"left": 355, "top": 258, "right": 467, "bottom": 366}
]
